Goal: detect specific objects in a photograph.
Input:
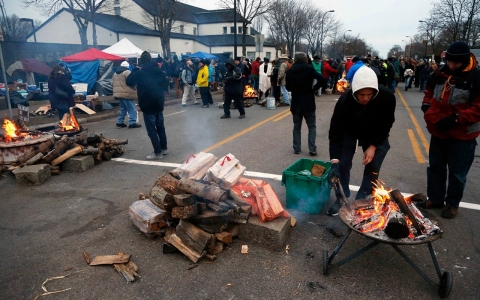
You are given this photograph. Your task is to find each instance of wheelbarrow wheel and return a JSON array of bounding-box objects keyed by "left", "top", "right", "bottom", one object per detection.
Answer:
[
  {"left": 322, "top": 250, "right": 329, "bottom": 275},
  {"left": 438, "top": 271, "right": 453, "bottom": 298}
]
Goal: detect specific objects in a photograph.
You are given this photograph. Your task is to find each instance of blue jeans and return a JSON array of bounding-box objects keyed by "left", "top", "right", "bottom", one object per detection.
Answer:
[
  {"left": 427, "top": 136, "right": 476, "bottom": 208},
  {"left": 387, "top": 78, "right": 395, "bottom": 93},
  {"left": 339, "top": 136, "right": 390, "bottom": 199},
  {"left": 143, "top": 112, "right": 167, "bottom": 154},
  {"left": 280, "top": 85, "right": 290, "bottom": 104},
  {"left": 419, "top": 77, "right": 426, "bottom": 91},
  {"left": 252, "top": 75, "right": 259, "bottom": 90},
  {"left": 292, "top": 111, "right": 316, "bottom": 153},
  {"left": 117, "top": 99, "right": 137, "bottom": 125},
  {"left": 405, "top": 76, "right": 412, "bottom": 89}
]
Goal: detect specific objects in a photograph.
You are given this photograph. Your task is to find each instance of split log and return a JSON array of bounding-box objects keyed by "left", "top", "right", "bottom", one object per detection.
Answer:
[
  {"left": 196, "top": 202, "right": 207, "bottom": 214},
  {"left": 175, "top": 220, "right": 212, "bottom": 255},
  {"left": 150, "top": 186, "right": 176, "bottom": 211},
  {"left": 114, "top": 260, "right": 139, "bottom": 282},
  {"left": 169, "top": 233, "right": 207, "bottom": 263},
  {"left": 51, "top": 145, "right": 83, "bottom": 166},
  {"left": 42, "top": 137, "right": 72, "bottom": 163},
  {"left": 389, "top": 189, "right": 422, "bottom": 236},
  {"left": 204, "top": 253, "right": 216, "bottom": 262},
  {"left": 384, "top": 211, "right": 410, "bottom": 239},
  {"left": 82, "top": 147, "right": 100, "bottom": 155},
  {"left": 163, "top": 226, "right": 176, "bottom": 244},
  {"left": 25, "top": 153, "right": 44, "bottom": 165},
  {"left": 209, "top": 241, "right": 224, "bottom": 255},
  {"left": 101, "top": 138, "right": 128, "bottom": 146},
  {"left": 232, "top": 213, "right": 249, "bottom": 224},
  {"left": 173, "top": 194, "right": 196, "bottom": 206},
  {"left": 215, "top": 231, "right": 232, "bottom": 245},
  {"left": 90, "top": 252, "right": 131, "bottom": 265},
  {"left": 178, "top": 178, "right": 228, "bottom": 202},
  {"left": 171, "top": 205, "right": 197, "bottom": 219},
  {"left": 156, "top": 173, "right": 184, "bottom": 195},
  {"left": 207, "top": 203, "right": 223, "bottom": 212},
  {"left": 71, "top": 133, "right": 88, "bottom": 146},
  {"left": 60, "top": 113, "right": 70, "bottom": 127},
  {"left": 224, "top": 199, "right": 241, "bottom": 213}
]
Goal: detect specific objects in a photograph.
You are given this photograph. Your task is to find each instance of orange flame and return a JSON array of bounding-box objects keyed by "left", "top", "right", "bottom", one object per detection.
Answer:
[
  {"left": 336, "top": 79, "right": 349, "bottom": 93},
  {"left": 2, "top": 119, "right": 20, "bottom": 142},
  {"left": 57, "top": 111, "right": 81, "bottom": 132},
  {"left": 243, "top": 85, "right": 258, "bottom": 98}
]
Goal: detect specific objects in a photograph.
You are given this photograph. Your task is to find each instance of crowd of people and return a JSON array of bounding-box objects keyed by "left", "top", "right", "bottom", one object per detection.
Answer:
[{"left": 46, "top": 41, "right": 480, "bottom": 220}]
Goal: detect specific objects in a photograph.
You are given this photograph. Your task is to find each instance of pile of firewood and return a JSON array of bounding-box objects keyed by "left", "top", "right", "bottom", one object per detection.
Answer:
[
  {"left": 2, "top": 132, "right": 127, "bottom": 175},
  {"left": 131, "top": 171, "right": 252, "bottom": 263}
]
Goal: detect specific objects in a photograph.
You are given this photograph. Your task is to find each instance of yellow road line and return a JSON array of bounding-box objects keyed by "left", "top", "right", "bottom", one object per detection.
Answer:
[
  {"left": 273, "top": 109, "right": 291, "bottom": 122},
  {"left": 396, "top": 88, "right": 430, "bottom": 153},
  {"left": 407, "top": 129, "right": 426, "bottom": 164},
  {"left": 201, "top": 109, "right": 290, "bottom": 152}
]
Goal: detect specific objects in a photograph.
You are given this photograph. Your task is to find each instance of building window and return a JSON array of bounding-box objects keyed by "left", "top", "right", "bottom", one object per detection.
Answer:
[
  {"left": 247, "top": 52, "right": 255, "bottom": 60},
  {"left": 180, "top": 25, "right": 184, "bottom": 34},
  {"left": 193, "top": 27, "right": 197, "bottom": 35},
  {"left": 238, "top": 26, "right": 243, "bottom": 34},
  {"left": 230, "top": 26, "right": 236, "bottom": 34},
  {"left": 223, "top": 27, "right": 227, "bottom": 34},
  {"left": 266, "top": 52, "right": 271, "bottom": 59}
]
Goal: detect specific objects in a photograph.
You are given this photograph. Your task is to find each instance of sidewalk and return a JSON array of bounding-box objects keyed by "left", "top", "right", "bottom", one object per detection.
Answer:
[{"left": 0, "top": 89, "right": 222, "bottom": 130}]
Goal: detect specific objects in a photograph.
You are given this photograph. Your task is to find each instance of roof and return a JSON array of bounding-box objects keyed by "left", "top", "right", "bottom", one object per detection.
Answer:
[
  {"left": 192, "top": 34, "right": 274, "bottom": 47},
  {"left": 102, "top": 38, "right": 145, "bottom": 58},
  {"left": 194, "top": 10, "right": 247, "bottom": 24},
  {"left": 133, "top": 0, "right": 207, "bottom": 23},
  {"left": 61, "top": 48, "right": 124, "bottom": 62}
]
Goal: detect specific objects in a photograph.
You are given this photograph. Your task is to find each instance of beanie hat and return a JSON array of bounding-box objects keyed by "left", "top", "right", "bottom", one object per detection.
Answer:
[
  {"left": 445, "top": 41, "right": 470, "bottom": 63},
  {"left": 294, "top": 52, "right": 307, "bottom": 63},
  {"left": 139, "top": 51, "right": 152, "bottom": 65},
  {"left": 263, "top": 57, "right": 270, "bottom": 62},
  {"left": 120, "top": 61, "right": 129, "bottom": 67},
  {"left": 352, "top": 56, "right": 359, "bottom": 63}
]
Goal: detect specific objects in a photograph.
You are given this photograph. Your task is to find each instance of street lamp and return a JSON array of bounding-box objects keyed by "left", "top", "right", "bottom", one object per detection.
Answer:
[
  {"left": 402, "top": 39, "right": 407, "bottom": 57},
  {"left": 20, "top": 18, "right": 36, "bottom": 42},
  {"left": 343, "top": 29, "right": 351, "bottom": 60},
  {"left": 419, "top": 20, "right": 428, "bottom": 58},
  {"left": 320, "top": 10, "right": 334, "bottom": 59},
  {"left": 406, "top": 35, "right": 412, "bottom": 58}
]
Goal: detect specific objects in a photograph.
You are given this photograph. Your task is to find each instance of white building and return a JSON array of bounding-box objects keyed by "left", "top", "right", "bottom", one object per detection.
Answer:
[{"left": 26, "top": 0, "right": 276, "bottom": 60}]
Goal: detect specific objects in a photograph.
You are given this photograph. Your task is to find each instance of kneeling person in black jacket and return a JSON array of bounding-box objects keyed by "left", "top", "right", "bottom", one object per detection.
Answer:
[{"left": 326, "top": 66, "right": 396, "bottom": 216}]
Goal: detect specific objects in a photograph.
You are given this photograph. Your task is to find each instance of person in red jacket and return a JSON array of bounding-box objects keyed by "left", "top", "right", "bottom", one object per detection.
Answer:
[
  {"left": 345, "top": 58, "right": 353, "bottom": 73},
  {"left": 417, "top": 41, "right": 480, "bottom": 219},
  {"left": 322, "top": 59, "right": 338, "bottom": 92},
  {"left": 251, "top": 57, "right": 261, "bottom": 92}
]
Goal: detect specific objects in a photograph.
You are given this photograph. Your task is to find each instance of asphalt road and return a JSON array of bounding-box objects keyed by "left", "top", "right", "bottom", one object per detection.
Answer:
[{"left": 1, "top": 83, "right": 479, "bottom": 300}]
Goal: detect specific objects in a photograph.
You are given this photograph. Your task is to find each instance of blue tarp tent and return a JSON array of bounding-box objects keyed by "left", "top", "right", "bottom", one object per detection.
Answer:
[{"left": 182, "top": 51, "right": 218, "bottom": 60}]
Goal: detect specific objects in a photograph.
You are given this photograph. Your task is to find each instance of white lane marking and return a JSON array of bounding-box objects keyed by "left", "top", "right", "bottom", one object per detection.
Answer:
[
  {"left": 165, "top": 111, "right": 185, "bottom": 117},
  {"left": 112, "top": 158, "right": 480, "bottom": 212}
]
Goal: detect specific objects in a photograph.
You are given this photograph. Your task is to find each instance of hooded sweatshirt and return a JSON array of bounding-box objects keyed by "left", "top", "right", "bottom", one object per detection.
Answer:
[
  {"left": 285, "top": 61, "right": 325, "bottom": 112},
  {"left": 329, "top": 66, "right": 396, "bottom": 160},
  {"left": 112, "top": 66, "right": 137, "bottom": 100},
  {"left": 223, "top": 58, "right": 243, "bottom": 94},
  {"left": 126, "top": 62, "right": 168, "bottom": 113}
]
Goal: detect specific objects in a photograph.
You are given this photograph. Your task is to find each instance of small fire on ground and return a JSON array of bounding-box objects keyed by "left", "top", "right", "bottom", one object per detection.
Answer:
[
  {"left": 336, "top": 78, "right": 349, "bottom": 93},
  {"left": 243, "top": 85, "right": 258, "bottom": 99},
  {"left": 1, "top": 119, "right": 40, "bottom": 143},
  {"left": 346, "top": 182, "right": 441, "bottom": 242},
  {"left": 56, "top": 108, "right": 82, "bottom": 132}
]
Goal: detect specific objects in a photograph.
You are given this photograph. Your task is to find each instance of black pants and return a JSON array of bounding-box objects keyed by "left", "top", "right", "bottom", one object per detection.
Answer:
[
  {"left": 199, "top": 87, "right": 210, "bottom": 105},
  {"left": 224, "top": 93, "right": 245, "bottom": 116}
]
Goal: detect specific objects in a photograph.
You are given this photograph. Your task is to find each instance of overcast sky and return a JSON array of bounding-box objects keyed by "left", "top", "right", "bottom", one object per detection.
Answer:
[{"left": 5, "top": 0, "right": 436, "bottom": 57}]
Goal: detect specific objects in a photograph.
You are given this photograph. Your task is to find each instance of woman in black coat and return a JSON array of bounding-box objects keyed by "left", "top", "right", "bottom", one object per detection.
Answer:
[{"left": 48, "top": 65, "right": 75, "bottom": 119}]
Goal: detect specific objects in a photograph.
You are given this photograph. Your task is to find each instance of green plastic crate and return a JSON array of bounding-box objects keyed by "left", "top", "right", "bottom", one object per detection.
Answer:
[{"left": 281, "top": 158, "right": 332, "bottom": 214}]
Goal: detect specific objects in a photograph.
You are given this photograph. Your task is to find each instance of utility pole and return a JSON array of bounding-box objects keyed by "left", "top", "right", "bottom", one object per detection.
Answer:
[{"left": 343, "top": 29, "right": 351, "bottom": 60}]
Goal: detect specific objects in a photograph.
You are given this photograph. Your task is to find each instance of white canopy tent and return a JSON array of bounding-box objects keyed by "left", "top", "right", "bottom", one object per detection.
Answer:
[{"left": 102, "top": 38, "right": 159, "bottom": 58}]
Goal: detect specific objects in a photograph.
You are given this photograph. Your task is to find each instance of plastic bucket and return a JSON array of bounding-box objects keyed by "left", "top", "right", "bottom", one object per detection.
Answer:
[{"left": 266, "top": 97, "right": 276, "bottom": 110}]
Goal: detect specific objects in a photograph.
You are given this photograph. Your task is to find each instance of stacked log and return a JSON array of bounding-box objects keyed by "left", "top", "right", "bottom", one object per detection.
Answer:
[
  {"left": 135, "top": 171, "right": 252, "bottom": 263},
  {"left": 4, "top": 131, "right": 126, "bottom": 176}
]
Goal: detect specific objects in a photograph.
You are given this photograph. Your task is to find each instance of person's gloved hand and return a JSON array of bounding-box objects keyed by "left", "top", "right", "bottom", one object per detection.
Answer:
[
  {"left": 435, "top": 114, "right": 458, "bottom": 131},
  {"left": 421, "top": 103, "right": 430, "bottom": 113},
  {"left": 328, "top": 163, "right": 341, "bottom": 183}
]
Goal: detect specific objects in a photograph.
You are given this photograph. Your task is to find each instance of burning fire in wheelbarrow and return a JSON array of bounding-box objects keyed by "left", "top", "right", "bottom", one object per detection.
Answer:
[{"left": 54, "top": 107, "right": 84, "bottom": 135}]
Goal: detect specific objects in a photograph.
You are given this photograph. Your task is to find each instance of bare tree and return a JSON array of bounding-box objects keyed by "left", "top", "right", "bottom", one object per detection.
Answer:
[
  {"left": 0, "top": 14, "right": 41, "bottom": 41},
  {"left": 431, "top": 0, "right": 480, "bottom": 47},
  {"left": 141, "top": 0, "right": 192, "bottom": 58},
  {"left": 265, "top": 0, "right": 310, "bottom": 56},
  {"left": 22, "top": 0, "right": 109, "bottom": 49},
  {"left": 220, "top": 0, "right": 273, "bottom": 56},
  {"left": 251, "top": 15, "right": 264, "bottom": 34},
  {"left": 303, "top": 8, "right": 322, "bottom": 56},
  {"left": 387, "top": 44, "right": 403, "bottom": 58}
]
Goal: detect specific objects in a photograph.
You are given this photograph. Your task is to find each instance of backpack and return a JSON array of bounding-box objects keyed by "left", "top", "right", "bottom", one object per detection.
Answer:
[{"left": 178, "top": 67, "right": 185, "bottom": 88}]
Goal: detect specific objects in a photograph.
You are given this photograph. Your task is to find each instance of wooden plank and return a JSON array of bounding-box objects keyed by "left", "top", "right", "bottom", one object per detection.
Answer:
[
  {"left": 175, "top": 220, "right": 211, "bottom": 254},
  {"left": 215, "top": 231, "right": 232, "bottom": 245},
  {"left": 75, "top": 103, "right": 96, "bottom": 115},
  {"left": 90, "top": 253, "right": 131, "bottom": 265},
  {"left": 169, "top": 233, "right": 206, "bottom": 263},
  {"left": 113, "top": 261, "right": 139, "bottom": 282}
]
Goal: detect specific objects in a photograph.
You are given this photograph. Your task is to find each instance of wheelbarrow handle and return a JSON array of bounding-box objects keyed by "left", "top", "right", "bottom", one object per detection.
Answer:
[{"left": 332, "top": 178, "right": 349, "bottom": 207}]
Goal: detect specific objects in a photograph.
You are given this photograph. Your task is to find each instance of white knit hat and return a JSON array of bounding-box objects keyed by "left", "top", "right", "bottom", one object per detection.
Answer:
[{"left": 121, "top": 61, "right": 129, "bottom": 67}]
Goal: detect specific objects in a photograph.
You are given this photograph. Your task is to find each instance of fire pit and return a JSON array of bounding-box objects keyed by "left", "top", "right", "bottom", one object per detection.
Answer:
[
  {"left": 0, "top": 119, "right": 54, "bottom": 165},
  {"left": 323, "top": 183, "right": 452, "bottom": 298},
  {"left": 53, "top": 107, "right": 85, "bottom": 136},
  {"left": 243, "top": 85, "right": 258, "bottom": 99}
]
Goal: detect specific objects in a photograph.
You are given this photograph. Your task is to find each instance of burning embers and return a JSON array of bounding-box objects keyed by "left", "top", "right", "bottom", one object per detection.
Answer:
[
  {"left": 243, "top": 85, "right": 258, "bottom": 99},
  {"left": 1, "top": 119, "right": 41, "bottom": 143},
  {"left": 346, "top": 183, "right": 442, "bottom": 242},
  {"left": 55, "top": 107, "right": 83, "bottom": 134}
]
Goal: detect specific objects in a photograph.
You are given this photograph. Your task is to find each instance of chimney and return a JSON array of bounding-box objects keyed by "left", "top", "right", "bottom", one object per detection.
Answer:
[{"left": 114, "top": 0, "right": 121, "bottom": 16}]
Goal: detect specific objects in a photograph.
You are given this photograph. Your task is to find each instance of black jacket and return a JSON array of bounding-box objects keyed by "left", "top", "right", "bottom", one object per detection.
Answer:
[
  {"left": 48, "top": 74, "right": 75, "bottom": 109},
  {"left": 329, "top": 85, "right": 396, "bottom": 159},
  {"left": 223, "top": 59, "right": 243, "bottom": 95},
  {"left": 285, "top": 62, "right": 326, "bottom": 112},
  {"left": 126, "top": 62, "right": 168, "bottom": 113}
]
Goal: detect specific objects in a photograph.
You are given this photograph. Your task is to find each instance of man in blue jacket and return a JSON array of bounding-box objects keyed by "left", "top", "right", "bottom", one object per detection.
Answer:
[
  {"left": 126, "top": 51, "right": 169, "bottom": 160},
  {"left": 346, "top": 56, "right": 364, "bottom": 82}
]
